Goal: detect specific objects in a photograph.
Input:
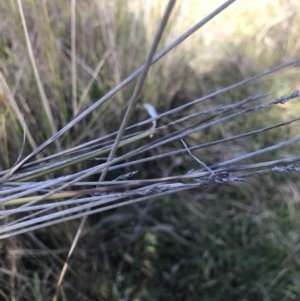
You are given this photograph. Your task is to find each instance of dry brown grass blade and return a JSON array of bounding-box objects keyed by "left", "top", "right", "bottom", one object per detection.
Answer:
[
  {"left": 71, "top": 0, "right": 77, "bottom": 116},
  {"left": 51, "top": 226, "right": 82, "bottom": 301},
  {"left": 15, "top": 0, "right": 60, "bottom": 149}
]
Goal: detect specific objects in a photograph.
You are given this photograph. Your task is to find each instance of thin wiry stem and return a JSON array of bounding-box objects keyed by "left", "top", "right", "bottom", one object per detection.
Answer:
[
  {"left": 3, "top": 0, "right": 237, "bottom": 178},
  {"left": 1, "top": 93, "right": 258, "bottom": 173},
  {"left": 2, "top": 0, "right": 300, "bottom": 244},
  {"left": 107, "top": 115, "right": 300, "bottom": 172},
  {"left": 3, "top": 160, "right": 300, "bottom": 238},
  {"left": 1, "top": 89, "right": 299, "bottom": 207},
  {"left": 54, "top": 2, "right": 177, "bottom": 299},
  {"left": 1, "top": 91, "right": 292, "bottom": 183},
  {"left": 55, "top": 39, "right": 101, "bottom": 80},
  {"left": 100, "top": 0, "right": 177, "bottom": 181},
  {"left": 202, "top": 136, "right": 300, "bottom": 172},
  {"left": 0, "top": 184, "right": 196, "bottom": 238},
  {"left": 181, "top": 139, "right": 214, "bottom": 175},
  {"left": 5, "top": 59, "right": 298, "bottom": 178},
  {"left": 2, "top": 152, "right": 300, "bottom": 237}
]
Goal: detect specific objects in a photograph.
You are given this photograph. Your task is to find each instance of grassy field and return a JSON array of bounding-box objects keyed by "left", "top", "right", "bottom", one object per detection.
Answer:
[{"left": 1, "top": 0, "right": 300, "bottom": 300}]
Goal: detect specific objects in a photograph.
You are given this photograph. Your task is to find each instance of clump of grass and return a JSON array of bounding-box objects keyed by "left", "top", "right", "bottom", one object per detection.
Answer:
[{"left": 1, "top": 0, "right": 300, "bottom": 300}]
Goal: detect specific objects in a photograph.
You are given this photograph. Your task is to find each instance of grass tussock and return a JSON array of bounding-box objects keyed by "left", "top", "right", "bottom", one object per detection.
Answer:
[{"left": 1, "top": 0, "right": 300, "bottom": 300}]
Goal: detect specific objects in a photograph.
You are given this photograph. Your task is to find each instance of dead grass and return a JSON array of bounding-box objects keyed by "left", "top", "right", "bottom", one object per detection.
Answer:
[{"left": 1, "top": 0, "right": 300, "bottom": 300}]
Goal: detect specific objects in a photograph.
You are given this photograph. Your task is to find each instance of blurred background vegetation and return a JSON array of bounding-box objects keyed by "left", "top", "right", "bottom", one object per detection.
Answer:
[{"left": 1, "top": 0, "right": 300, "bottom": 300}]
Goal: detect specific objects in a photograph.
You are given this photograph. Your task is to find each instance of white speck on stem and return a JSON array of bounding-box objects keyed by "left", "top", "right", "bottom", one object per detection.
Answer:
[{"left": 143, "top": 103, "right": 158, "bottom": 137}]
